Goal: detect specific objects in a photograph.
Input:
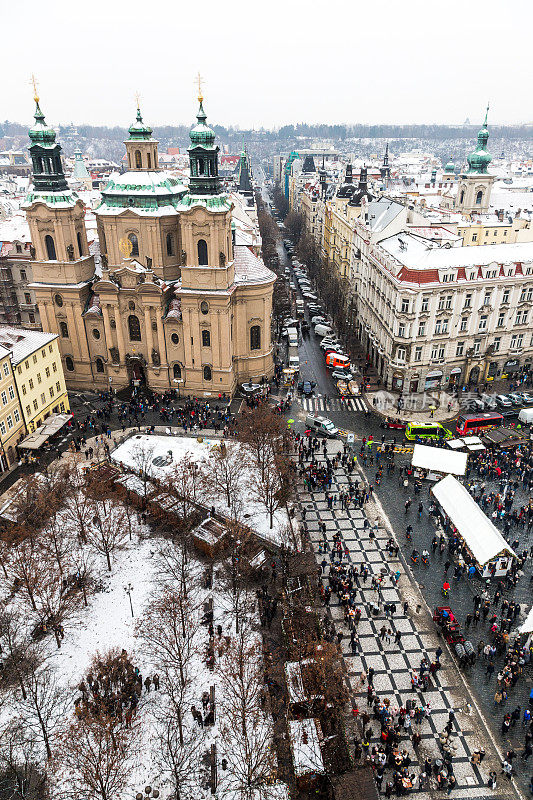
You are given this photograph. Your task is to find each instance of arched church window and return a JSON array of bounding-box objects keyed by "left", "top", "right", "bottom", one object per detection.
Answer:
[
  {"left": 128, "top": 315, "right": 141, "bottom": 342},
  {"left": 475, "top": 190, "right": 483, "bottom": 205},
  {"left": 60, "top": 321, "right": 69, "bottom": 338},
  {"left": 147, "top": 152, "right": 152, "bottom": 169},
  {"left": 250, "top": 325, "right": 261, "bottom": 351},
  {"left": 198, "top": 158, "right": 204, "bottom": 175},
  {"left": 65, "top": 356, "right": 74, "bottom": 371},
  {"left": 459, "top": 189, "right": 465, "bottom": 204},
  {"left": 197, "top": 239, "right": 208, "bottom": 266},
  {"left": 173, "top": 363, "right": 181, "bottom": 379},
  {"left": 77, "top": 231, "right": 83, "bottom": 257},
  {"left": 128, "top": 233, "right": 139, "bottom": 257},
  {"left": 203, "top": 365, "right": 212, "bottom": 381},
  {"left": 135, "top": 150, "right": 142, "bottom": 169},
  {"left": 45, "top": 235, "right": 56, "bottom": 260},
  {"left": 95, "top": 358, "right": 104, "bottom": 373},
  {"left": 166, "top": 233, "right": 174, "bottom": 257},
  {"left": 202, "top": 329, "right": 211, "bottom": 347}
]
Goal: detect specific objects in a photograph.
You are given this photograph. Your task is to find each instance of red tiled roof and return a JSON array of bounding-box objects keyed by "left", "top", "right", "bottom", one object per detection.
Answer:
[{"left": 398, "top": 267, "right": 440, "bottom": 285}]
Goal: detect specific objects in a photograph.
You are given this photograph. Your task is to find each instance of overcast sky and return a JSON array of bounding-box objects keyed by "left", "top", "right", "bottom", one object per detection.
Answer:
[{"left": 3, "top": 0, "right": 532, "bottom": 130}]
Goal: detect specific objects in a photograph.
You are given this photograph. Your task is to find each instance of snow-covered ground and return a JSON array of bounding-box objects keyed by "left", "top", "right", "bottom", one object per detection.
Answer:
[{"left": 112, "top": 433, "right": 291, "bottom": 547}]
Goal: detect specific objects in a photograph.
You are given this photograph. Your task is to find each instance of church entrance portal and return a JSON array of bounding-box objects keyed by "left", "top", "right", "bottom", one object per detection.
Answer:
[{"left": 128, "top": 359, "right": 146, "bottom": 386}]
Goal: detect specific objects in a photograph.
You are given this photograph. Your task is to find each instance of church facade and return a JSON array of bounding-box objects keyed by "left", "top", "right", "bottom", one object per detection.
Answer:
[{"left": 22, "top": 92, "right": 275, "bottom": 396}]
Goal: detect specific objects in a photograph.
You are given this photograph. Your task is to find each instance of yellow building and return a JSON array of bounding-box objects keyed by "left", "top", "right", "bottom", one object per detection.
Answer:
[
  {"left": 0, "top": 345, "right": 26, "bottom": 470},
  {"left": 0, "top": 327, "right": 69, "bottom": 434},
  {"left": 455, "top": 219, "right": 533, "bottom": 246}
]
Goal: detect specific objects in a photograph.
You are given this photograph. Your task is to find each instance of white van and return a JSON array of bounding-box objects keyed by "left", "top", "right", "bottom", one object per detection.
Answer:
[
  {"left": 286, "top": 326, "right": 298, "bottom": 347},
  {"left": 305, "top": 415, "right": 339, "bottom": 438},
  {"left": 518, "top": 407, "right": 533, "bottom": 424},
  {"left": 314, "top": 323, "right": 333, "bottom": 337}
]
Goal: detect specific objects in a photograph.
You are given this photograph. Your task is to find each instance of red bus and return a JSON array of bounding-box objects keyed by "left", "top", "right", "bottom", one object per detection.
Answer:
[{"left": 456, "top": 412, "right": 503, "bottom": 436}]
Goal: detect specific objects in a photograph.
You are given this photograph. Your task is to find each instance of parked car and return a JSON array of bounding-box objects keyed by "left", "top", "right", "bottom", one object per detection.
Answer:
[
  {"left": 332, "top": 368, "right": 354, "bottom": 381},
  {"left": 507, "top": 393, "right": 524, "bottom": 406},
  {"left": 314, "top": 323, "right": 334, "bottom": 337},
  {"left": 520, "top": 392, "right": 533, "bottom": 404},
  {"left": 303, "top": 292, "right": 318, "bottom": 301},
  {"left": 496, "top": 394, "right": 513, "bottom": 408},
  {"left": 380, "top": 418, "right": 407, "bottom": 430},
  {"left": 311, "top": 315, "right": 327, "bottom": 325}
]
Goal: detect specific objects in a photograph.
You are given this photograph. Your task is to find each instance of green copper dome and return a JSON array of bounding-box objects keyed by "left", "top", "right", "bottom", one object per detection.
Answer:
[
  {"left": 189, "top": 100, "right": 216, "bottom": 148},
  {"left": 467, "top": 108, "right": 491, "bottom": 175},
  {"left": 128, "top": 106, "right": 153, "bottom": 141},
  {"left": 29, "top": 101, "right": 57, "bottom": 148},
  {"left": 444, "top": 160, "right": 455, "bottom": 173}
]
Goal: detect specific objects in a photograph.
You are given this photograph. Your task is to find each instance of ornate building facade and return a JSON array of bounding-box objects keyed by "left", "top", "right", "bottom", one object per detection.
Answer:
[{"left": 23, "top": 91, "right": 275, "bottom": 395}]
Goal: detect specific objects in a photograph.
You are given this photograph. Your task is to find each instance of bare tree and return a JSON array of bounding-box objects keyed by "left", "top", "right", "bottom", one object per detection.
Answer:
[
  {"left": 10, "top": 538, "right": 42, "bottom": 611},
  {"left": 252, "top": 451, "right": 291, "bottom": 530},
  {"left": 167, "top": 454, "right": 207, "bottom": 522},
  {"left": 153, "top": 716, "right": 203, "bottom": 800},
  {"left": 0, "top": 721, "right": 46, "bottom": 799},
  {"left": 204, "top": 443, "right": 245, "bottom": 521},
  {"left": 128, "top": 442, "right": 155, "bottom": 505},
  {"left": 0, "top": 611, "right": 42, "bottom": 700},
  {"left": 156, "top": 542, "right": 194, "bottom": 600},
  {"left": 86, "top": 502, "right": 128, "bottom": 572},
  {"left": 17, "top": 666, "right": 69, "bottom": 760},
  {"left": 238, "top": 406, "right": 283, "bottom": 481},
  {"left": 53, "top": 716, "right": 135, "bottom": 800},
  {"left": 31, "top": 566, "right": 83, "bottom": 649},
  {"left": 219, "top": 529, "right": 254, "bottom": 634},
  {"left": 62, "top": 465, "right": 92, "bottom": 544}
]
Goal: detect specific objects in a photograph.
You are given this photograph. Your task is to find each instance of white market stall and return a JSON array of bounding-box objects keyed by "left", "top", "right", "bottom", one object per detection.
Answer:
[
  {"left": 288, "top": 718, "right": 325, "bottom": 788},
  {"left": 447, "top": 436, "right": 486, "bottom": 452},
  {"left": 431, "top": 475, "right": 517, "bottom": 578},
  {"left": 411, "top": 444, "right": 467, "bottom": 481}
]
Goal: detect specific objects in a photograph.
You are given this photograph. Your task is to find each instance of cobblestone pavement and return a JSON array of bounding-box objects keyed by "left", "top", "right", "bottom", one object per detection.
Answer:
[{"left": 299, "top": 442, "right": 521, "bottom": 799}]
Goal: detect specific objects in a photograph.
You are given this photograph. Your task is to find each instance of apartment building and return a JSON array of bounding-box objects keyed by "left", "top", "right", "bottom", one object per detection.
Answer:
[
  {"left": 0, "top": 327, "right": 69, "bottom": 434},
  {"left": 0, "top": 345, "right": 26, "bottom": 470}
]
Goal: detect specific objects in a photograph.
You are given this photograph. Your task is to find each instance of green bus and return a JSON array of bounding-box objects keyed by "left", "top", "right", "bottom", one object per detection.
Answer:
[{"left": 405, "top": 422, "right": 453, "bottom": 441}]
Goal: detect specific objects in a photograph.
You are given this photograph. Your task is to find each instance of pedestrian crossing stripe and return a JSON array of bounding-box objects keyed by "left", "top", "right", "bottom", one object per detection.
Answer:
[{"left": 300, "top": 397, "right": 366, "bottom": 412}]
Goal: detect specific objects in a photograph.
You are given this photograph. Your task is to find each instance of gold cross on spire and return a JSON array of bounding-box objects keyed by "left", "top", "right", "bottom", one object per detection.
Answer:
[
  {"left": 135, "top": 90, "right": 141, "bottom": 109},
  {"left": 30, "top": 73, "right": 39, "bottom": 103},
  {"left": 196, "top": 72, "right": 204, "bottom": 103}
]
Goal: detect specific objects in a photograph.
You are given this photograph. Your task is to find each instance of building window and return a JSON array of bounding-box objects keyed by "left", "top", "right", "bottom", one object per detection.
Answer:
[
  {"left": 421, "top": 297, "right": 429, "bottom": 312},
  {"left": 200, "top": 301, "right": 209, "bottom": 315},
  {"left": 77, "top": 231, "right": 83, "bottom": 257},
  {"left": 52, "top": 362, "right": 57, "bottom": 372},
  {"left": 40, "top": 392, "right": 46, "bottom": 404},
  {"left": 460, "top": 318, "right": 468, "bottom": 332},
  {"left": 414, "top": 346, "right": 422, "bottom": 362},
  {"left": 197, "top": 239, "right": 208, "bottom": 266},
  {"left": 493, "top": 337, "right": 501, "bottom": 352},
  {"left": 475, "top": 190, "right": 483, "bottom": 205},
  {"left": 56, "top": 382, "right": 61, "bottom": 393},
  {"left": 13, "top": 409, "right": 20, "bottom": 423},
  {"left": 49, "top": 387, "right": 54, "bottom": 399},
  {"left": 60, "top": 321, "right": 69, "bottom": 338},
  {"left": 8, "top": 386, "right": 14, "bottom": 400},
  {"left": 173, "top": 363, "right": 181, "bottom": 379},
  {"left": 135, "top": 150, "right": 142, "bottom": 169},
  {"left": 396, "top": 347, "right": 406, "bottom": 362},
  {"left": 33, "top": 399, "right": 38, "bottom": 411},
  {"left": 472, "top": 233, "right": 478, "bottom": 242},
  {"left": 93, "top": 328, "right": 101, "bottom": 339},
  {"left": 166, "top": 233, "right": 174, "bottom": 257},
  {"left": 25, "top": 405, "right": 30, "bottom": 417},
  {"left": 28, "top": 379, "right": 33, "bottom": 390},
  {"left": 2, "top": 363, "right": 8, "bottom": 377},
  {"left": 6, "top": 415, "right": 12, "bottom": 429},
  {"left": 511, "top": 334, "right": 524, "bottom": 350},
  {"left": 515, "top": 310, "right": 528, "bottom": 325},
  {"left": 464, "top": 294, "right": 472, "bottom": 309},
  {"left": 479, "top": 315, "right": 488, "bottom": 331},
  {"left": 37, "top": 373, "right": 41, "bottom": 384},
  {"left": 128, "top": 233, "right": 139, "bottom": 257},
  {"left": 1, "top": 391, "right": 6, "bottom": 406},
  {"left": 202, "top": 329, "right": 211, "bottom": 347},
  {"left": 49, "top": 344, "right": 53, "bottom": 353},
  {"left": 418, "top": 322, "right": 426, "bottom": 336},
  {"left": 473, "top": 339, "right": 481, "bottom": 355},
  {"left": 45, "top": 235, "right": 56, "bottom": 260},
  {"left": 24, "top": 292, "right": 31, "bottom": 304},
  {"left": 65, "top": 356, "right": 74, "bottom": 371},
  {"left": 459, "top": 189, "right": 465, "bottom": 204},
  {"left": 502, "top": 289, "right": 510, "bottom": 304},
  {"left": 171, "top": 333, "right": 179, "bottom": 345},
  {"left": 456, "top": 341, "right": 464, "bottom": 357},
  {"left": 401, "top": 299, "right": 409, "bottom": 313},
  {"left": 22, "top": 385, "right": 26, "bottom": 395},
  {"left": 128, "top": 315, "right": 141, "bottom": 342},
  {"left": 45, "top": 367, "right": 50, "bottom": 378},
  {"left": 497, "top": 313, "right": 505, "bottom": 327},
  {"left": 398, "top": 324, "right": 405, "bottom": 337},
  {"left": 203, "top": 365, "right": 212, "bottom": 381},
  {"left": 250, "top": 325, "right": 261, "bottom": 350},
  {"left": 0, "top": 421, "right": 5, "bottom": 437},
  {"left": 20, "top": 270, "right": 26, "bottom": 281},
  {"left": 93, "top": 356, "right": 104, "bottom": 373},
  {"left": 29, "top": 313, "right": 35, "bottom": 323},
  {"left": 33, "top": 355, "right": 37, "bottom": 365}
]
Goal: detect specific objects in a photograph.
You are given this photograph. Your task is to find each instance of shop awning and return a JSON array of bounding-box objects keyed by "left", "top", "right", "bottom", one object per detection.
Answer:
[
  {"left": 412, "top": 444, "right": 467, "bottom": 476},
  {"left": 432, "top": 475, "right": 517, "bottom": 567},
  {"left": 18, "top": 413, "right": 73, "bottom": 450}
]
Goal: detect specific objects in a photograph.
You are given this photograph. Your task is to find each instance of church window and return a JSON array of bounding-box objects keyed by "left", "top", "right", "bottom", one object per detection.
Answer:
[
  {"left": 475, "top": 190, "right": 483, "bottom": 205},
  {"left": 166, "top": 233, "right": 174, "bottom": 256},
  {"left": 171, "top": 333, "right": 179, "bottom": 345},
  {"left": 135, "top": 150, "right": 142, "bottom": 169},
  {"left": 198, "top": 158, "right": 205, "bottom": 175},
  {"left": 197, "top": 239, "right": 208, "bottom": 266},
  {"left": 200, "top": 300, "right": 209, "bottom": 315},
  {"left": 202, "top": 329, "right": 211, "bottom": 347},
  {"left": 128, "top": 233, "right": 139, "bottom": 257},
  {"left": 147, "top": 152, "right": 151, "bottom": 169},
  {"left": 65, "top": 356, "right": 74, "bottom": 371},
  {"left": 60, "top": 321, "right": 69, "bottom": 338},
  {"left": 45, "top": 235, "right": 57, "bottom": 260},
  {"left": 250, "top": 325, "right": 261, "bottom": 351},
  {"left": 77, "top": 231, "right": 83, "bottom": 257},
  {"left": 128, "top": 314, "right": 141, "bottom": 342},
  {"left": 203, "top": 365, "right": 212, "bottom": 381},
  {"left": 95, "top": 358, "right": 104, "bottom": 373},
  {"left": 459, "top": 189, "right": 465, "bottom": 204},
  {"left": 92, "top": 328, "right": 101, "bottom": 340},
  {"left": 173, "top": 363, "right": 181, "bottom": 379}
]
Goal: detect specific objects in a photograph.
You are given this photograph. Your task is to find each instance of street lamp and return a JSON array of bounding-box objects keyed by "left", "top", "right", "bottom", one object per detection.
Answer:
[{"left": 124, "top": 583, "right": 134, "bottom": 618}]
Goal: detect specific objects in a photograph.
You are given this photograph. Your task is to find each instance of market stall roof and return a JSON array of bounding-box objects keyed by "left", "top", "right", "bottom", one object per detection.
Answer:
[
  {"left": 447, "top": 436, "right": 485, "bottom": 452},
  {"left": 18, "top": 413, "right": 73, "bottom": 450},
  {"left": 482, "top": 427, "right": 529, "bottom": 448},
  {"left": 288, "top": 718, "right": 324, "bottom": 777},
  {"left": 412, "top": 444, "right": 467, "bottom": 476},
  {"left": 519, "top": 605, "right": 533, "bottom": 635},
  {"left": 431, "top": 475, "right": 517, "bottom": 566}
]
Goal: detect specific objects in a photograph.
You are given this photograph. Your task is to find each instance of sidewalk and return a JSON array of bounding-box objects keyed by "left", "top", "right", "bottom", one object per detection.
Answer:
[{"left": 365, "top": 390, "right": 459, "bottom": 424}]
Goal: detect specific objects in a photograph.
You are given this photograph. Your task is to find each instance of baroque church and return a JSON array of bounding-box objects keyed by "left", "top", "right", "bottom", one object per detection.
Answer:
[{"left": 22, "top": 89, "right": 275, "bottom": 395}]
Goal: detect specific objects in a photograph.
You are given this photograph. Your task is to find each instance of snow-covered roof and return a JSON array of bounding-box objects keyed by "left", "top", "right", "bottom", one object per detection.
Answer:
[
  {"left": 233, "top": 245, "right": 275, "bottom": 286},
  {"left": 411, "top": 444, "right": 467, "bottom": 476},
  {"left": 380, "top": 233, "right": 533, "bottom": 268},
  {"left": 0, "top": 326, "right": 58, "bottom": 365},
  {"left": 431, "top": 475, "right": 517, "bottom": 566},
  {"left": 519, "top": 605, "right": 533, "bottom": 635},
  {"left": 288, "top": 719, "right": 324, "bottom": 777}
]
